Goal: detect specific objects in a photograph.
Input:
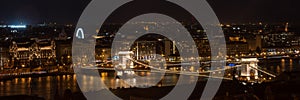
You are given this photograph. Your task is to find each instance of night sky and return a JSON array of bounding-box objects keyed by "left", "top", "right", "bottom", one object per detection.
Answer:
[{"left": 0, "top": 0, "right": 299, "bottom": 27}]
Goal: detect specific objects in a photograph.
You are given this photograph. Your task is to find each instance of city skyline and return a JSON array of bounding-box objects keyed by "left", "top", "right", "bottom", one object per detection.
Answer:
[{"left": 1, "top": 0, "right": 300, "bottom": 100}]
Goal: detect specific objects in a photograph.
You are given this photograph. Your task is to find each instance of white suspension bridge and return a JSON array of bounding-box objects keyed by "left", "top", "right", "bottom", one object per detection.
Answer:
[{"left": 80, "top": 52, "right": 277, "bottom": 81}]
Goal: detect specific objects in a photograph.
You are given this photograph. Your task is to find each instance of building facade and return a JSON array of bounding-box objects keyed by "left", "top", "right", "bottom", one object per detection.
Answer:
[{"left": 9, "top": 39, "right": 56, "bottom": 68}]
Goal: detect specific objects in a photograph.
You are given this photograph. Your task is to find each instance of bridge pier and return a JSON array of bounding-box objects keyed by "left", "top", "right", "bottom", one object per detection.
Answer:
[
  {"left": 240, "top": 58, "right": 259, "bottom": 80},
  {"left": 113, "top": 51, "right": 135, "bottom": 77}
]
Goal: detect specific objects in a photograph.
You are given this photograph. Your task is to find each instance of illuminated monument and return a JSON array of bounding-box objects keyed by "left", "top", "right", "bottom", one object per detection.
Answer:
[
  {"left": 240, "top": 58, "right": 259, "bottom": 80},
  {"left": 113, "top": 51, "right": 135, "bottom": 77}
]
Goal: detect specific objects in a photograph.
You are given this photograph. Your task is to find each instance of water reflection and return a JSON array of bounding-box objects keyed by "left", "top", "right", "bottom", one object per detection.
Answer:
[
  {"left": 290, "top": 59, "right": 293, "bottom": 72},
  {"left": 0, "top": 75, "right": 78, "bottom": 100},
  {"left": 1, "top": 58, "right": 300, "bottom": 100},
  {"left": 260, "top": 58, "right": 300, "bottom": 75},
  {"left": 281, "top": 59, "right": 286, "bottom": 72},
  {"left": 77, "top": 72, "right": 190, "bottom": 92},
  {"left": 277, "top": 66, "right": 281, "bottom": 74},
  {"left": 0, "top": 71, "right": 197, "bottom": 100}
]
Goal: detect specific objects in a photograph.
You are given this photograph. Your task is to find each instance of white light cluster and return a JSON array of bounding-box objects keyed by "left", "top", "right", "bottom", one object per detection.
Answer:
[{"left": 0, "top": 25, "right": 26, "bottom": 28}]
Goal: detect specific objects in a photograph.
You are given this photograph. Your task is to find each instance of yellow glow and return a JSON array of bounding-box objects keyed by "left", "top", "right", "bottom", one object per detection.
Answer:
[
  {"left": 17, "top": 48, "right": 29, "bottom": 51},
  {"left": 40, "top": 46, "right": 52, "bottom": 50}
]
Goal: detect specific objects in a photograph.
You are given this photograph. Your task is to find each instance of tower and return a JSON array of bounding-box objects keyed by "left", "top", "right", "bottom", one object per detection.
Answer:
[
  {"left": 240, "top": 58, "right": 259, "bottom": 80},
  {"left": 285, "top": 22, "right": 289, "bottom": 32}
]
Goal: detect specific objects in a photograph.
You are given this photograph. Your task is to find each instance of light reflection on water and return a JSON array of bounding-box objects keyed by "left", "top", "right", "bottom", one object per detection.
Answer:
[
  {"left": 0, "top": 71, "right": 197, "bottom": 100},
  {"left": 76, "top": 72, "right": 197, "bottom": 92},
  {"left": 0, "top": 58, "right": 299, "bottom": 100},
  {"left": 0, "top": 75, "right": 78, "bottom": 100},
  {"left": 259, "top": 58, "right": 300, "bottom": 75}
]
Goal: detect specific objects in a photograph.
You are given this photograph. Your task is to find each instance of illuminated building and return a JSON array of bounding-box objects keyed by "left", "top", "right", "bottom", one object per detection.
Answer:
[
  {"left": 164, "top": 40, "right": 171, "bottom": 57},
  {"left": 248, "top": 35, "right": 262, "bottom": 51},
  {"left": 95, "top": 47, "right": 111, "bottom": 62},
  {"left": 55, "top": 30, "right": 72, "bottom": 65},
  {"left": 133, "top": 41, "right": 157, "bottom": 60},
  {"left": 55, "top": 39, "right": 72, "bottom": 66},
  {"left": 0, "top": 43, "right": 10, "bottom": 69},
  {"left": 261, "top": 31, "right": 295, "bottom": 54},
  {"left": 0, "top": 25, "right": 27, "bottom": 28},
  {"left": 0, "top": 24, "right": 27, "bottom": 33},
  {"left": 239, "top": 58, "right": 259, "bottom": 80},
  {"left": 226, "top": 37, "right": 249, "bottom": 56},
  {"left": 9, "top": 39, "right": 56, "bottom": 68}
]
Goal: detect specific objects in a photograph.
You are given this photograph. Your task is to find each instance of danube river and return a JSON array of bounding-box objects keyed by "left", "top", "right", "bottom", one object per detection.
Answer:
[
  {"left": 0, "top": 58, "right": 299, "bottom": 100},
  {"left": 0, "top": 71, "right": 198, "bottom": 100}
]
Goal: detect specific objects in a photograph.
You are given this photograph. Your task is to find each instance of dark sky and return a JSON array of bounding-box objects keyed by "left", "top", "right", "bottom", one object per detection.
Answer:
[
  {"left": 0, "top": 0, "right": 299, "bottom": 26},
  {"left": 0, "top": 0, "right": 90, "bottom": 24}
]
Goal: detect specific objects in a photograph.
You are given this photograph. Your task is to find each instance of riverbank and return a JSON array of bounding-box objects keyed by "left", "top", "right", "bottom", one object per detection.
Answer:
[{"left": 0, "top": 72, "right": 74, "bottom": 81}]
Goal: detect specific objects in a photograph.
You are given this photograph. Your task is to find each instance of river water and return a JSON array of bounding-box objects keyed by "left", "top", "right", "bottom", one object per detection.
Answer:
[
  {"left": 0, "top": 58, "right": 299, "bottom": 100},
  {"left": 0, "top": 71, "right": 199, "bottom": 100}
]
